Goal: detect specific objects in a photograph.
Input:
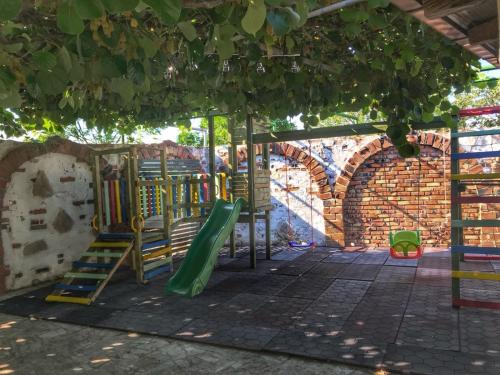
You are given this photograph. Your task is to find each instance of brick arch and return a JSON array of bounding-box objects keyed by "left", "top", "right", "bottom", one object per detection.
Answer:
[
  {"left": 270, "top": 143, "right": 338, "bottom": 246},
  {"left": 332, "top": 132, "right": 451, "bottom": 247},
  {"left": 0, "top": 137, "right": 93, "bottom": 294}
]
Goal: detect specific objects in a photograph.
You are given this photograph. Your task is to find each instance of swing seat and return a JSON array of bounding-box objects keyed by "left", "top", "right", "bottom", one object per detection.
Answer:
[
  {"left": 288, "top": 240, "right": 316, "bottom": 249},
  {"left": 389, "top": 230, "right": 423, "bottom": 259}
]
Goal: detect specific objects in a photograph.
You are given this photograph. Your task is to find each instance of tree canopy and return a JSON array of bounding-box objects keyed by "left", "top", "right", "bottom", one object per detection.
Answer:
[{"left": 0, "top": 0, "right": 480, "bottom": 156}]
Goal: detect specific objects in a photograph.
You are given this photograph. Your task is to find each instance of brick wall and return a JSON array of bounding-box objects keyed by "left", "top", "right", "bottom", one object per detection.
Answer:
[
  {"left": 343, "top": 144, "right": 450, "bottom": 247},
  {"left": 339, "top": 135, "right": 500, "bottom": 248}
]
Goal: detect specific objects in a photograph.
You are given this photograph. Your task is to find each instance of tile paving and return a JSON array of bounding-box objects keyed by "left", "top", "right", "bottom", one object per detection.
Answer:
[{"left": 1, "top": 247, "right": 500, "bottom": 375}]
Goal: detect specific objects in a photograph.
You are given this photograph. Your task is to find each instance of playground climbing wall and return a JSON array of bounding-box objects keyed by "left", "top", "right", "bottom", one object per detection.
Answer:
[{"left": 0, "top": 139, "right": 94, "bottom": 292}]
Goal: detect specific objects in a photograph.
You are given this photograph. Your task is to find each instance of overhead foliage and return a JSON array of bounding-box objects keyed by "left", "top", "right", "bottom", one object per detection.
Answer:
[{"left": 0, "top": 0, "right": 479, "bottom": 156}]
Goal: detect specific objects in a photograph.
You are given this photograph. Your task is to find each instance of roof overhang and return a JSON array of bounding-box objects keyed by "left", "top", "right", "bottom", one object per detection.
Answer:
[{"left": 391, "top": 0, "right": 500, "bottom": 67}]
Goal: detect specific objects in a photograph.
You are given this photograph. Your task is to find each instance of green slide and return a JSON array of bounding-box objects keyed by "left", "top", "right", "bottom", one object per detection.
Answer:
[{"left": 165, "top": 198, "right": 244, "bottom": 298}]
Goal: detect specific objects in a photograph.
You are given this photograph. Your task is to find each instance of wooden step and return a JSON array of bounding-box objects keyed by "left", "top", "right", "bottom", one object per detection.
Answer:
[
  {"left": 82, "top": 251, "right": 124, "bottom": 258},
  {"left": 45, "top": 295, "right": 92, "bottom": 305},
  {"left": 90, "top": 241, "right": 131, "bottom": 248},
  {"left": 73, "top": 261, "right": 115, "bottom": 269},
  {"left": 54, "top": 284, "right": 98, "bottom": 292},
  {"left": 64, "top": 272, "right": 108, "bottom": 280}
]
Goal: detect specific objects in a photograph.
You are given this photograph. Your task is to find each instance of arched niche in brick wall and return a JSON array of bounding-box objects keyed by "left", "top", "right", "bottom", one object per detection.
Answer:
[{"left": 331, "top": 133, "right": 452, "bottom": 248}]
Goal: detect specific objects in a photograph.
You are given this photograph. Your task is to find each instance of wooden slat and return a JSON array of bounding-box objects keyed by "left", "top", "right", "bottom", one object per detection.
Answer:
[
  {"left": 64, "top": 272, "right": 108, "bottom": 280},
  {"left": 451, "top": 245, "right": 500, "bottom": 255},
  {"left": 450, "top": 173, "right": 500, "bottom": 180},
  {"left": 252, "top": 119, "right": 447, "bottom": 144},
  {"left": 450, "top": 128, "right": 500, "bottom": 138},
  {"left": 451, "top": 270, "right": 500, "bottom": 281},
  {"left": 422, "top": 0, "right": 485, "bottom": 19},
  {"left": 144, "top": 265, "right": 171, "bottom": 280},
  {"left": 142, "top": 239, "right": 170, "bottom": 250},
  {"left": 451, "top": 220, "right": 500, "bottom": 228},
  {"left": 143, "top": 257, "right": 170, "bottom": 272},
  {"left": 45, "top": 295, "right": 92, "bottom": 305},
  {"left": 72, "top": 261, "right": 115, "bottom": 270},
  {"left": 451, "top": 151, "right": 500, "bottom": 160},
  {"left": 469, "top": 17, "right": 499, "bottom": 44},
  {"left": 82, "top": 251, "right": 124, "bottom": 258},
  {"left": 453, "top": 298, "right": 500, "bottom": 310},
  {"left": 143, "top": 248, "right": 171, "bottom": 261},
  {"left": 90, "top": 241, "right": 131, "bottom": 248},
  {"left": 452, "top": 196, "right": 500, "bottom": 204}
]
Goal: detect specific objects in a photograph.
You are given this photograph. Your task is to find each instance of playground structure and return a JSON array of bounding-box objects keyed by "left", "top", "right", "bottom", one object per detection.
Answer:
[
  {"left": 450, "top": 107, "right": 500, "bottom": 310},
  {"left": 45, "top": 119, "right": 273, "bottom": 303},
  {"left": 42, "top": 106, "right": 500, "bottom": 307}
]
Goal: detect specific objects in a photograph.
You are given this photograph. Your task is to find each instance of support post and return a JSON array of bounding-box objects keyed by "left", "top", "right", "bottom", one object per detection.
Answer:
[
  {"left": 130, "top": 147, "right": 143, "bottom": 283},
  {"left": 160, "top": 148, "right": 172, "bottom": 272},
  {"left": 208, "top": 115, "right": 217, "bottom": 205},
  {"left": 229, "top": 117, "right": 237, "bottom": 258},
  {"left": 450, "top": 125, "right": 462, "bottom": 306},
  {"left": 246, "top": 114, "right": 257, "bottom": 268},
  {"left": 92, "top": 154, "right": 103, "bottom": 233},
  {"left": 262, "top": 142, "right": 271, "bottom": 260}
]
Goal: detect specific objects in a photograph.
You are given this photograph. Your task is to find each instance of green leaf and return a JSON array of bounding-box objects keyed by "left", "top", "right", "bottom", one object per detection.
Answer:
[
  {"left": 74, "top": 0, "right": 105, "bottom": 19},
  {"left": 177, "top": 21, "right": 197, "bottom": 42},
  {"left": 143, "top": 0, "right": 181, "bottom": 25},
  {"left": 410, "top": 57, "right": 423, "bottom": 77},
  {"left": 58, "top": 46, "right": 72, "bottom": 72},
  {"left": 440, "top": 100, "right": 451, "bottom": 111},
  {"left": 0, "top": 89, "right": 22, "bottom": 108},
  {"left": 295, "top": 0, "right": 309, "bottom": 27},
  {"left": 32, "top": 50, "right": 57, "bottom": 71},
  {"left": 4, "top": 43, "right": 23, "bottom": 54},
  {"left": 139, "top": 36, "right": 159, "bottom": 58},
  {"left": 344, "top": 22, "right": 362, "bottom": 37},
  {"left": 101, "top": 0, "right": 139, "bottom": 12},
  {"left": 0, "top": 0, "right": 22, "bottom": 21},
  {"left": 57, "top": 1, "right": 85, "bottom": 35},
  {"left": 36, "top": 69, "right": 68, "bottom": 95},
  {"left": 422, "top": 112, "right": 434, "bottom": 123},
  {"left": 267, "top": 10, "right": 289, "bottom": 36},
  {"left": 241, "top": 0, "right": 266, "bottom": 36},
  {"left": 110, "top": 78, "right": 134, "bottom": 103},
  {"left": 368, "top": 14, "right": 387, "bottom": 29},
  {"left": 394, "top": 58, "right": 405, "bottom": 70}
]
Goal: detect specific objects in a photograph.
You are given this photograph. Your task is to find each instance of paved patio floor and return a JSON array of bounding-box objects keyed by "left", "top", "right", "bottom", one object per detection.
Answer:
[{"left": 1, "top": 246, "right": 500, "bottom": 375}]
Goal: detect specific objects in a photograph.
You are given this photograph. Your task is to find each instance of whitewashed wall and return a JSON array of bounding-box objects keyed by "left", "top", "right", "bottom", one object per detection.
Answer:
[{"left": 1, "top": 153, "right": 94, "bottom": 290}]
